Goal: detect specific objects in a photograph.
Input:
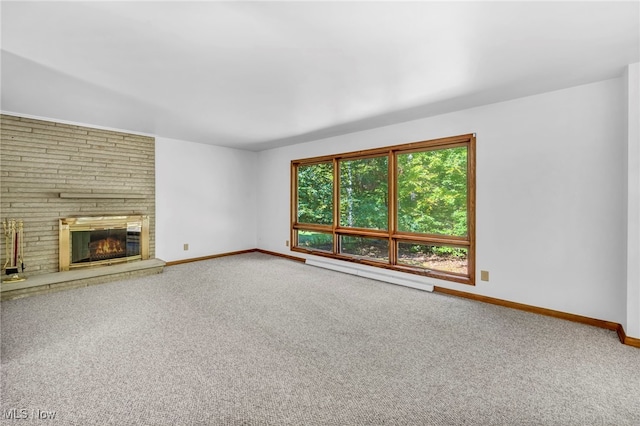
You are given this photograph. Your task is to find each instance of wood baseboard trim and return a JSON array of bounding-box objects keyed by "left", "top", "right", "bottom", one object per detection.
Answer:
[
  {"left": 626, "top": 337, "right": 640, "bottom": 348},
  {"left": 167, "top": 250, "right": 638, "bottom": 348},
  {"left": 616, "top": 325, "right": 640, "bottom": 348},
  {"left": 255, "top": 249, "right": 306, "bottom": 263},
  {"left": 165, "top": 249, "right": 305, "bottom": 266},
  {"left": 165, "top": 249, "right": 258, "bottom": 266},
  {"left": 433, "top": 286, "right": 640, "bottom": 347}
]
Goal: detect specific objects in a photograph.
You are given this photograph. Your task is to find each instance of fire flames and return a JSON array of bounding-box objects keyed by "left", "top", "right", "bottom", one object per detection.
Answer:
[{"left": 92, "top": 237, "right": 125, "bottom": 256}]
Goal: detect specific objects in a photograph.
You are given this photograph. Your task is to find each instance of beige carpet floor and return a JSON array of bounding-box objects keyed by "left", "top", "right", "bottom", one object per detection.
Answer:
[{"left": 2, "top": 252, "right": 639, "bottom": 425}]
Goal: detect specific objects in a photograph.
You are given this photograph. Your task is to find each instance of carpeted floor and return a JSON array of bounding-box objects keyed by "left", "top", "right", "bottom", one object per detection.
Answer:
[{"left": 1, "top": 252, "right": 639, "bottom": 425}]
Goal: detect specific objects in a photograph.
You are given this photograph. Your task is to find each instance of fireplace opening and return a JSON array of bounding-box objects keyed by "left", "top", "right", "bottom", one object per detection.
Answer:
[
  {"left": 59, "top": 216, "right": 149, "bottom": 271},
  {"left": 71, "top": 228, "right": 139, "bottom": 264}
]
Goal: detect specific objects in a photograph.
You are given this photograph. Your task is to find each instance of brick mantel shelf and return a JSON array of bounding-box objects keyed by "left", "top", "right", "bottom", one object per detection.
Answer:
[{"left": 58, "top": 192, "right": 147, "bottom": 199}]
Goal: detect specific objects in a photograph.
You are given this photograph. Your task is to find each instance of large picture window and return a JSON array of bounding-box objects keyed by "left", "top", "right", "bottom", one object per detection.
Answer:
[{"left": 291, "top": 134, "right": 475, "bottom": 285}]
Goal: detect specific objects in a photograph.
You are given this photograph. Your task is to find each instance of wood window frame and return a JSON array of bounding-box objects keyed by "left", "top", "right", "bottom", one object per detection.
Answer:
[{"left": 291, "top": 133, "right": 476, "bottom": 285}]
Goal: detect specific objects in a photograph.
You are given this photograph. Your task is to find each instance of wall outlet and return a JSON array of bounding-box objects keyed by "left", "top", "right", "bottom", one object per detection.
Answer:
[
  {"left": 285, "top": 240, "right": 289, "bottom": 247},
  {"left": 183, "top": 243, "right": 189, "bottom": 251},
  {"left": 480, "top": 270, "right": 489, "bottom": 281}
]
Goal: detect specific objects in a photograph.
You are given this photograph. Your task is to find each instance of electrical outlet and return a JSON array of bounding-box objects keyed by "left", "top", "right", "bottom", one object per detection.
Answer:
[
  {"left": 286, "top": 240, "right": 289, "bottom": 247},
  {"left": 183, "top": 243, "right": 189, "bottom": 251},
  {"left": 480, "top": 270, "right": 489, "bottom": 281}
]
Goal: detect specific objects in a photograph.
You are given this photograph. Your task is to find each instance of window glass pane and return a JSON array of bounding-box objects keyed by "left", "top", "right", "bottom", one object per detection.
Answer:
[
  {"left": 297, "top": 230, "right": 333, "bottom": 252},
  {"left": 297, "top": 162, "right": 333, "bottom": 225},
  {"left": 397, "top": 147, "right": 467, "bottom": 236},
  {"left": 339, "top": 156, "right": 388, "bottom": 230},
  {"left": 340, "top": 235, "right": 389, "bottom": 263},
  {"left": 397, "top": 242, "right": 468, "bottom": 275}
]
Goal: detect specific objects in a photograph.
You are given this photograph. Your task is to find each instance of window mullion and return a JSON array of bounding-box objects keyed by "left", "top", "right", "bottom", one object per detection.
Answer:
[
  {"left": 468, "top": 135, "right": 477, "bottom": 284},
  {"left": 290, "top": 163, "right": 298, "bottom": 248},
  {"left": 388, "top": 150, "right": 397, "bottom": 266},
  {"left": 332, "top": 158, "right": 339, "bottom": 254}
]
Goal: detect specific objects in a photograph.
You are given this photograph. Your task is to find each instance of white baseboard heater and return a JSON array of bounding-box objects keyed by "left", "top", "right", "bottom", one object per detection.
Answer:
[{"left": 305, "top": 257, "right": 434, "bottom": 292}]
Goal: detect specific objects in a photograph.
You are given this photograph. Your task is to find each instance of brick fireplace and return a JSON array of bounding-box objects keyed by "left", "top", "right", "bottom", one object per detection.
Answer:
[{"left": 0, "top": 114, "right": 156, "bottom": 277}]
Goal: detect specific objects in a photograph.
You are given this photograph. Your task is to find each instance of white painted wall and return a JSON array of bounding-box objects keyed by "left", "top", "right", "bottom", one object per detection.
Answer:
[
  {"left": 257, "top": 78, "right": 628, "bottom": 324},
  {"left": 626, "top": 63, "right": 640, "bottom": 339},
  {"left": 155, "top": 137, "right": 257, "bottom": 262}
]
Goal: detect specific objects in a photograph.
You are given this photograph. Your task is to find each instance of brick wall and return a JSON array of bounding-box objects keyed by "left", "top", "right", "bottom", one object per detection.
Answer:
[{"left": 0, "top": 114, "right": 155, "bottom": 276}]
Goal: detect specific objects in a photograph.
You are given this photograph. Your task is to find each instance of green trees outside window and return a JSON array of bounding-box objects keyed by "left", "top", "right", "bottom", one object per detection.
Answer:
[
  {"left": 292, "top": 134, "right": 475, "bottom": 285},
  {"left": 340, "top": 235, "right": 389, "bottom": 263},
  {"left": 297, "top": 230, "right": 333, "bottom": 252},
  {"left": 397, "top": 147, "right": 467, "bottom": 237},
  {"left": 340, "top": 156, "right": 388, "bottom": 230},
  {"left": 297, "top": 162, "right": 333, "bottom": 225}
]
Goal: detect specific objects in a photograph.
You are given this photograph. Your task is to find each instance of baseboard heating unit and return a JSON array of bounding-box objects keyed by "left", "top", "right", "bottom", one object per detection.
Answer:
[{"left": 305, "top": 257, "right": 434, "bottom": 292}]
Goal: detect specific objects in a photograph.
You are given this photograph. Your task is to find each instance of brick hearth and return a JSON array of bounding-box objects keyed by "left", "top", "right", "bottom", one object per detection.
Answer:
[{"left": 1, "top": 259, "right": 165, "bottom": 301}]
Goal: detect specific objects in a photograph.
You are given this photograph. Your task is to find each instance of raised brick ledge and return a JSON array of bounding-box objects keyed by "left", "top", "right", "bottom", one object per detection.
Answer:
[{"left": 1, "top": 259, "right": 166, "bottom": 300}]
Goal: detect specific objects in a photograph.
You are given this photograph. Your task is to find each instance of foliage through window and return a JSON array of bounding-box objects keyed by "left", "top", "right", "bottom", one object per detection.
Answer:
[
  {"left": 397, "top": 147, "right": 467, "bottom": 236},
  {"left": 291, "top": 134, "right": 475, "bottom": 285},
  {"left": 340, "top": 156, "right": 388, "bottom": 230},
  {"left": 297, "top": 162, "right": 333, "bottom": 225}
]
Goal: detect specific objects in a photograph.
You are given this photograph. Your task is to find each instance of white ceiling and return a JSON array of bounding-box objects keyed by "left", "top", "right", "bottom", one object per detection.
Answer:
[{"left": 1, "top": 1, "right": 639, "bottom": 151}]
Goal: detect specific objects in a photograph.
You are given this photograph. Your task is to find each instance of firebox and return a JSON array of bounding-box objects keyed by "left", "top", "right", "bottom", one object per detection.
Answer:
[{"left": 59, "top": 216, "right": 149, "bottom": 271}]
